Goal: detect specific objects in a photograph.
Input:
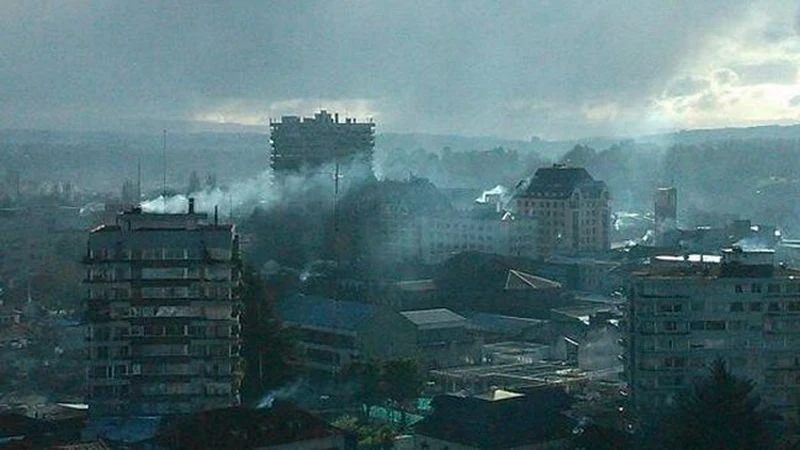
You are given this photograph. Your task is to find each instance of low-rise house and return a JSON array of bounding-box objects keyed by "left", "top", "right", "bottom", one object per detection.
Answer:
[
  {"left": 147, "top": 401, "right": 355, "bottom": 449},
  {"left": 0, "top": 406, "right": 86, "bottom": 448},
  {"left": 414, "top": 387, "right": 575, "bottom": 449},
  {"left": 400, "top": 308, "right": 481, "bottom": 370},
  {"left": 277, "top": 294, "right": 416, "bottom": 377},
  {"left": 0, "top": 323, "right": 30, "bottom": 349},
  {"left": 435, "top": 253, "right": 570, "bottom": 318},
  {"left": 0, "top": 302, "right": 21, "bottom": 327}
]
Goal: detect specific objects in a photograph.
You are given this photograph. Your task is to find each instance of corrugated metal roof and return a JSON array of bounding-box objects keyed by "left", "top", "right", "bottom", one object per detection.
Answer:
[
  {"left": 400, "top": 308, "right": 466, "bottom": 328},
  {"left": 277, "top": 294, "right": 380, "bottom": 331}
]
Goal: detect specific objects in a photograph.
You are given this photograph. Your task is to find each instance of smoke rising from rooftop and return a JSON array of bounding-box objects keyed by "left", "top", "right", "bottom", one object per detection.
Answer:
[{"left": 140, "top": 162, "right": 357, "bottom": 216}]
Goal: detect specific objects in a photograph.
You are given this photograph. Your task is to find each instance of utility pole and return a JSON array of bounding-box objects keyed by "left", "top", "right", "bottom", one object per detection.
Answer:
[
  {"left": 136, "top": 158, "right": 142, "bottom": 206},
  {"left": 162, "top": 129, "right": 167, "bottom": 210}
]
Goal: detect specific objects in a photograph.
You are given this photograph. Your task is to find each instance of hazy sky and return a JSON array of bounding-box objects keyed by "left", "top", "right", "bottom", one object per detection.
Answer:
[{"left": 1, "top": 1, "right": 799, "bottom": 139}]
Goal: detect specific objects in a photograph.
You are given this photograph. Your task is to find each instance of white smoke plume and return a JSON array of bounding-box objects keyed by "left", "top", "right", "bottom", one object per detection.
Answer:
[
  {"left": 140, "top": 170, "right": 274, "bottom": 215},
  {"left": 256, "top": 379, "right": 306, "bottom": 409},
  {"left": 140, "top": 162, "right": 356, "bottom": 216}
]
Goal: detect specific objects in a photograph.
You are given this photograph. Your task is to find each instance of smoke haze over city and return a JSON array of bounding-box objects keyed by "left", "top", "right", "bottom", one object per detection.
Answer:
[{"left": 5, "top": 2, "right": 800, "bottom": 448}]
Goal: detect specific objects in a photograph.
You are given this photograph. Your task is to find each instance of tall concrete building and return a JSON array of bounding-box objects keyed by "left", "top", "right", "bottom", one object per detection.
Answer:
[
  {"left": 626, "top": 247, "right": 800, "bottom": 417},
  {"left": 269, "top": 109, "right": 375, "bottom": 177},
  {"left": 512, "top": 165, "right": 610, "bottom": 256},
  {"left": 654, "top": 187, "right": 677, "bottom": 246},
  {"left": 85, "top": 201, "right": 240, "bottom": 416}
]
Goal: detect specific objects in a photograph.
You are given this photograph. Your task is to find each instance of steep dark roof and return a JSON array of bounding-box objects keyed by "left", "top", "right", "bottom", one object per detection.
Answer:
[
  {"left": 415, "top": 387, "right": 574, "bottom": 448},
  {"left": 151, "top": 401, "right": 349, "bottom": 450},
  {"left": 468, "top": 312, "right": 548, "bottom": 336},
  {"left": 0, "top": 413, "right": 40, "bottom": 438},
  {"left": 277, "top": 294, "right": 381, "bottom": 331},
  {"left": 340, "top": 177, "right": 452, "bottom": 216},
  {"left": 505, "top": 269, "right": 562, "bottom": 290},
  {"left": 517, "top": 166, "right": 605, "bottom": 198}
]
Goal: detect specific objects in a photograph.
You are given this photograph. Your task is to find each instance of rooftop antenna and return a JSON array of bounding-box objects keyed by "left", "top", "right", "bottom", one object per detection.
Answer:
[
  {"left": 162, "top": 129, "right": 167, "bottom": 209},
  {"left": 136, "top": 157, "right": 142, "bottom": 206}
]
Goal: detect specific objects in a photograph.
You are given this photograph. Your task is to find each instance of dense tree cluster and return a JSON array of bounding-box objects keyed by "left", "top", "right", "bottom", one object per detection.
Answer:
[
  {"left": 238, "top": 264, "right": 298, "bottom": 403},
  {"left": 339, "top": 359, "right": 423, "bottom": 419},
  {"left": 639, "top": 360, "right": 779, "bottom": 450},
  {"left": 378, "top": 145, "right": 548, "bottom": 189}
]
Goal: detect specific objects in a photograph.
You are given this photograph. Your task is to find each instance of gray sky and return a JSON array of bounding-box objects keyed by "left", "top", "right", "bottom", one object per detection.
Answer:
[{"left": 1, "top": 0, "right": 799, "bottom": 139}]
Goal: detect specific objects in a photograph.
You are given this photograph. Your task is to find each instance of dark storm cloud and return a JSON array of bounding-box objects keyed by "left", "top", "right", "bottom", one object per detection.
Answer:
[{"left": 0, "top": 0, "right": 782, "bottom": 138}]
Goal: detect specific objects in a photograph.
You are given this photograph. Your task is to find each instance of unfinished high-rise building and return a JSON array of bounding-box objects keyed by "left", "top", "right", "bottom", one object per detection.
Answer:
[
  {"left": 85, "top": 201, "right": 240, "bottom": 416},
  {"left": 269, "top": 110, "right": 375, "bottom": 177}
]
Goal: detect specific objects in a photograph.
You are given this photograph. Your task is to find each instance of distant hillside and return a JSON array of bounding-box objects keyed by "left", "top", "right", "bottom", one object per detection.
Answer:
[
  {"left": 4, "top": 122, "right": 800, "bottom": 210},
  {"left": 640, "top": 123, "right": 800, "bottom": 146},
  {"left": 0, "top": 130, "right": 269, "bottom": 194}
]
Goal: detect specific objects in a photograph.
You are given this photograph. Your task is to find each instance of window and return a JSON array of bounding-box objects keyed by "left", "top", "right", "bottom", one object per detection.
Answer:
[
  {"left": 664, "top": 356, "right": 686, "bottom": 368},
  {"left": 751, "top": 283, "right": 762, "bottom": 293},
  {"left": 749, "top": 302, "right": 763, "bottom": 312},
  {"left": 730, "top": 302, "right": 744, "bottom": 312},
  {"left": 96, "top": 346, "right": 109, "bottom": 359},
  {"left": 659, "top": 375, "right": 684, "bottom": 386},
  {"left": 735, "top": 284, "right": 744, "bottom": 293},
  {"left": 90, "top": 366, "right": 111, "bottom": 378},
  {"left": 658, "top": 302, "right": 683, "bottom": 313},
  {"left": 663, "top": 321, "right": 677, "bottom": 331},
  {"left": 768, "top": 284, "right": 781, "bottom": 294}
]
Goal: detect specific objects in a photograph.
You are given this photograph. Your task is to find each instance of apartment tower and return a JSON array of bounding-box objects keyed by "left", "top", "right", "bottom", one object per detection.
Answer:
[
  {"left": 85, "top": 201, "right": 240, "bottom": 416},
  {"left": 626, "top": 247, "right": 800, "bottom": 417},
  {"left": 269, "top": 109, "right": 375, "bottom": 178}
]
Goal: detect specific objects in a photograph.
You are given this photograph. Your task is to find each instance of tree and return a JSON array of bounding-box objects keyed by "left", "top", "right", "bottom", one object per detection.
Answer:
[
  {"left": 380, "top": 359, "right": 422, "bottom": 429},
  {"left": 652, "top": 359, "right": 776, "bottom": 450},
  {"left": 339, "top": 361, "right": 382, "bottom": 418},
  {"left": 380, "top": 359, "right": 421, "bottom": 407},
  {"left": 238, "top": 264, "right": 298, "bottom": 402}
]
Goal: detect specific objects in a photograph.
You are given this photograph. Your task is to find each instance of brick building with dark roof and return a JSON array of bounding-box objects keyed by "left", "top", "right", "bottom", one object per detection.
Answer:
[{"left": 512, "top": 165, "right": 610, "bottom": 256}]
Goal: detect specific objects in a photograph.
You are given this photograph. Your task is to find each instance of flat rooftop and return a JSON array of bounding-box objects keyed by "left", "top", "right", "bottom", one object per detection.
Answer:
[{"left": 400, "top": 308, "right": 466, "bottom": 329}]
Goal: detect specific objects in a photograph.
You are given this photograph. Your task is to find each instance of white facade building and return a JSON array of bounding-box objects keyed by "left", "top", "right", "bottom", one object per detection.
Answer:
[
  {"left": 419, "top": 210, "right": 537, "bottom": 264},
  {"left": 626, "top": 247, "right": 800, "bottom": 417}
]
